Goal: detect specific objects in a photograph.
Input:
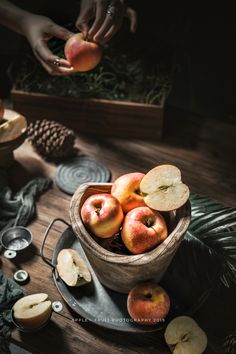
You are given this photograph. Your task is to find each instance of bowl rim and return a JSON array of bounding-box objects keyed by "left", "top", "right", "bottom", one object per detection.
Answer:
[
  {"left": 1, "top": 225, "right": 32, "bottom": 251},
  {"left": 70, "top": 182, "right": 191, "bottom": 265}
]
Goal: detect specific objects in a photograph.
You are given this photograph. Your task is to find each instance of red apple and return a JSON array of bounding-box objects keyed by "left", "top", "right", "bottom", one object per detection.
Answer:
[
  {"left": 121, "top": 206, "right": 168, "bottom": 254},
  {"left": 64, "top": 33, "right": 102, "bottom": 72},
  {"left": 81, "top": 193, "right": 124, "bottom": 238},
  {"left": 111, "top": 173, "right": 146, "bottom": 213},
  {"left": 127, "top": 282, "right": 170, "bottom": 325}
]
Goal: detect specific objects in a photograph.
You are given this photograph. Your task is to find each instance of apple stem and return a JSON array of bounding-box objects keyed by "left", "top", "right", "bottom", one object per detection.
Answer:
[
  {"left": 95, "top": 208, "right": 101, "bottom": 215},
  {"left": 146, "top": 218, "right": 154, "bottom": 227}
]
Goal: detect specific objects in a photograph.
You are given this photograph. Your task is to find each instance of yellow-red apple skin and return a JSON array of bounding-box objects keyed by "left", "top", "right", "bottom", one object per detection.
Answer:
[
  {"left": 111, "top": 173, "right": 146, "bottom": 213},
  {"left": 81, "top": 193, "right": 124, "bottom": 238},
  {"left": 64, "top": 33, "right": 102, "bottom": 72},
  {"left": 127, "top": 283, "right": 170, "bottom": 325},
  {"left": 121, "top": 206, "right": 168, "bottom": 254}
]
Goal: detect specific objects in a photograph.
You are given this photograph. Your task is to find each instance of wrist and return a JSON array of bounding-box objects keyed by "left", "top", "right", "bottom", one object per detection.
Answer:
[{"left": 18, "top": 13, "right": 38, "bottom": 38}]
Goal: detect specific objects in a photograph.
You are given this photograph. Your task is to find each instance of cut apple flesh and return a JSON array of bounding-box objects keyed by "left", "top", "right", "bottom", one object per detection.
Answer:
[
  {"left": 56, "top": 248, "right": 91, "bottom": 287},
  {"left": 0, "top": 109, "right": 27, "bottom": 143},
  {"left": 140, "top": 164, "right": 190, "bottom": 211},
  {"left": 13, "top": 293, "right": 52, "bottom": 329},
  {"left": 164, "top": 316, "right": 207, "bottom": 354}
]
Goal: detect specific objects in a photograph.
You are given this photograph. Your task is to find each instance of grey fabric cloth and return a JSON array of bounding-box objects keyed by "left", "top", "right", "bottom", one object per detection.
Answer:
[
  {"left": 0, "top": 169, "right": 52, "bottom": 235},
  {"left": 0, "top": 273, "right": 24, "bottom": 354},
  {"left": 0, "top": 169, "right": 52, "bottom": 353}
]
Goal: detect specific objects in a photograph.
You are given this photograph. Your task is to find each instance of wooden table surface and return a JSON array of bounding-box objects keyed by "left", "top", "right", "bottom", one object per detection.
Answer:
[{"left": 1, "top": 107, "right": 236, "bottom": 354}]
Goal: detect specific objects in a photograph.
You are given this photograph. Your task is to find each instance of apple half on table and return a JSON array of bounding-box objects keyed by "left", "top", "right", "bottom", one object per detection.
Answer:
[
  {"left": 140, "top": 164, "right": 190, "bottom": 211},
  {"left": 56, "top": 248, "right": 91, "bottom": 287},
  {"left": 164, "top": 316, "right": 208, "bottom": 354},
  {"left": 13, "top": 293, "right": 52, "bottom": 329}
]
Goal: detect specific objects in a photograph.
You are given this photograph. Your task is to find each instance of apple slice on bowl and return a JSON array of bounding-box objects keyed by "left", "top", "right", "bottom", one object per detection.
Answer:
[
  {"left": 13, "top": 293, "right": 52, "bottom": 329},
  {"left": 0, "top": 109, "right": 27, "bottom": 143},
  {"left": 56, "top": 248, "right": 91, "bottom": 287},
  {"left": 140, "top": 165, "right": 190, "bottom": 211}
]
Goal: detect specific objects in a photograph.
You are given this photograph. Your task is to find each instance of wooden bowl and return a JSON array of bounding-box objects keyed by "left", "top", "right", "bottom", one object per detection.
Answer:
[{"left": 70, "top": 183, "right": 191, "bottom": 294}]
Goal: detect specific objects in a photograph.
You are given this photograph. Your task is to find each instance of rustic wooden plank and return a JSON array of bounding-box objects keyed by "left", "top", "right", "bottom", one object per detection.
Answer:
[
  {"left": 11, "top": 90, "right": 164, "bottom": 140},
  {"left": 1, "top": 106, "right": 234, "bottom": 353}
]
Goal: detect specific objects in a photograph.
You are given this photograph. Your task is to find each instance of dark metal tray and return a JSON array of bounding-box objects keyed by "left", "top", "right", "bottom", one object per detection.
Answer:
[{"left": 40, "top": 218, "right": 202, "bottom": 333}]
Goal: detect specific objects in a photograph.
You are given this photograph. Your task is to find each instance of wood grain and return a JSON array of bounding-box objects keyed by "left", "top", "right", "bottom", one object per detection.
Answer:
[
  {"left": 11, "top": 90, "right": 164, "bottom": 140},
  {"left": 1, "top": 106, "right": 235, "bottom": 354}
]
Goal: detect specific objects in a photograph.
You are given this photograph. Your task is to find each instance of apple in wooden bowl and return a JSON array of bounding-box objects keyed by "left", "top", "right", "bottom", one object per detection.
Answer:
[{"left": 70, "top": 164, "right": 191, "bottom": 293}]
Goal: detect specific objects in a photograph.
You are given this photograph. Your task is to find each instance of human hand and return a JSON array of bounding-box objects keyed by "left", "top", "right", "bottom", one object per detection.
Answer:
[
  {"left": 21, "top": 14, "right": 74, "bottom": 75},
  {"left": 76, "top": 0, "right": 137, "bottom": 44}
]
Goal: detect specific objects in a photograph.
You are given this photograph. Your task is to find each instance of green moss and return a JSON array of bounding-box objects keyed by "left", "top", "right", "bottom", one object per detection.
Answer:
[{"left": 15, "top": 34, "right": 171, "bottom": 105}]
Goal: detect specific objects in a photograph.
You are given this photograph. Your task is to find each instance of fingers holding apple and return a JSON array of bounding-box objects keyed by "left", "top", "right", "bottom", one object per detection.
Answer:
[
  {"left": 111, "top": 172, "right": 146, "bottom": 213},
  {"left": 81, "top": 193, "right": 124, "bottom": 238},
  {"left": 121, "top": 206, "right": 168, "bottom": 254},
  {"left": 64, "top": 33, "right": 103, "bottom": 72},
  {"left": 127, "top": 282, "right": 170, "bottom": 325}
]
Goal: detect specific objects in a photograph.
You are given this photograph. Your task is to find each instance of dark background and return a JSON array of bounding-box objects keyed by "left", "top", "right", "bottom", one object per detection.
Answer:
[{"left": 1, "top": 0, "right": 236, "bottom": 120}]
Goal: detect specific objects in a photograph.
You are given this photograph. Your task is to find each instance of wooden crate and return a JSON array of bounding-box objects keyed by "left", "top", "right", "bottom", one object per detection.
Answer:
[{"left": 11, "top": 90, "right": 165, "bottom": 140}]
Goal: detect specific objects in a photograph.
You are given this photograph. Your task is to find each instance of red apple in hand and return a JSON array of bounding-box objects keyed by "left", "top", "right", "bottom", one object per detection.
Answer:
[
  {"left": 121, "top": 206, "right": 168, "bottom": 254},
  {"left": 81, "top": 193, "right": 124, "bottom": 238},
  {"left": 127, "top": 282, "right": 170, "bottom": 325},
  {"left": 111, "top": 173, "right": 146, "bottom": 213},
  {"left": 64, "top": 33, "right": 102, "bottom": 72}
]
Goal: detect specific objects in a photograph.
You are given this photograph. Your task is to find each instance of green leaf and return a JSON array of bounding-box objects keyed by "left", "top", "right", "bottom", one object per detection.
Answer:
[{"left": 162, "top": 193, "right": 236, "bottom": 307}]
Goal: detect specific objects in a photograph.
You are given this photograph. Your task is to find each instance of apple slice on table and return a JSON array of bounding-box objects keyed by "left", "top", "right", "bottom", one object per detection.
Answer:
[
  {"left": 13, "top": 293, "right": 52, "bottom": 329},
  {"left": 140, "top": 165, "right": 190, "bottom": 211},
  {"left": 164, "top": 316, "right": 207, "bottom": 354},
  {"left": 56, "top": 249, "right": 91, "bottom": 287}
]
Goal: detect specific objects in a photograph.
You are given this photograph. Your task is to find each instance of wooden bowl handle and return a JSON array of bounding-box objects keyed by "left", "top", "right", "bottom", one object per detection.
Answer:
[
  {"left": 0, "top": 99, "right": 4, "bottom": 120},
  {"left": 40, "top": 218, "right": 70, "bottom": 268}
]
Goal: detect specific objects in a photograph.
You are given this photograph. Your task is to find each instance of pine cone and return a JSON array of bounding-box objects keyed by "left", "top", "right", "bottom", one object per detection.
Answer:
[
  {"left": 223, "top": 330, "right": 236, "bottom": 354},
  {"left": 27, "top": 119, "right": 76, "bottom": 160}
]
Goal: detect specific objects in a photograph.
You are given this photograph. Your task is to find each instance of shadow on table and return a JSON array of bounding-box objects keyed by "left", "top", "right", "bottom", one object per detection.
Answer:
[
  {"left": 8, "top": 159, "right": 48, "bottom": 192},
  {"left": 18, "top": 320, "right": 70, "bottom": 354}
]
